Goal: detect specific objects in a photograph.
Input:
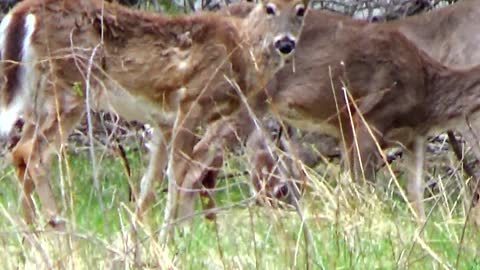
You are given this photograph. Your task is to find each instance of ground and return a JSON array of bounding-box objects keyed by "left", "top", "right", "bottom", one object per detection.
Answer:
[{"left": 0, "top": 136, "right": 479, "bottom": 269}]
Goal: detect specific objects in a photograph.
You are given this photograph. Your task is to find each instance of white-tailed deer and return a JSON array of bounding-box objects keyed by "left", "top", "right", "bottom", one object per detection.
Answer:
[
  {"left": 275, "top": 0, "right": 480, "bottom": 222},
  {"left": 194, "top": 0, "right": 480, "bottom": 223},
  {"left": 0, "top": 0, "right": 308, "bottom": 228},
  {"left": 269, "top": 2, "right": 480, "bottom": 222}
]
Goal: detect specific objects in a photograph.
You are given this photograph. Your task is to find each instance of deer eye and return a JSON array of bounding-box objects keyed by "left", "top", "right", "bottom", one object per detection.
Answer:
[
  {"left": 265, "top": 3, "right": 276, "bottom": 15},
  {"left": 295, "top": 4, "right": 305, "bottom": 17}
]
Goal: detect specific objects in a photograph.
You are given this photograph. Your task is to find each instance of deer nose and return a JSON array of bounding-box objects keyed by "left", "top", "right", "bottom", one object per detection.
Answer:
[{"left": 274, "top": 36, "right": 296, "bottom": 55}]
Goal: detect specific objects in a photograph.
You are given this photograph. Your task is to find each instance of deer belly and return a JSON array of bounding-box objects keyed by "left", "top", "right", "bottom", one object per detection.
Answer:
[
  {"left": 275, "top": 104, "right": 341, "bottom": 138},
  {"left": 428, "top": 110, "right": 480, "bottom": 138},
  {"left": 97, "top": 85, "right": 176, "bottom": 127}
]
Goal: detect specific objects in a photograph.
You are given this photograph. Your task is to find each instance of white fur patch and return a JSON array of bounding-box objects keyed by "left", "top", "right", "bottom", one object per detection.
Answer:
[
  {"left": 23, "top": 14, "right": 37, "bottom": 52},
  {"left": 177, "top": 60, "right": 189, "bottom": 71},
  {"left": 21, "top": 14, "right": 38, "bottom": 97},
  {"left": 0, "top": 14, "right": 12, "bottom": 58},
  {"left": 273, "top": 33, "right": 297, "bottom": 45},
  {"left": 0, "top": 99, "right": 23, "bottom": 134},
  {"left": 100, "top": 83, "right": 177, "bottom": 127},
  {"left": 0, "top": 14, "right": 37, "bottom": 135},
  {"left": 0, "top": 14, "right": 13, "bottom": 134}
]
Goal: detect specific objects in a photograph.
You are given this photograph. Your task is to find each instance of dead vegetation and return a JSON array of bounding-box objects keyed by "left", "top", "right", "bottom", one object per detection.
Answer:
[{"left": 0, "top": 1, "right": 479, "bottom": 268}]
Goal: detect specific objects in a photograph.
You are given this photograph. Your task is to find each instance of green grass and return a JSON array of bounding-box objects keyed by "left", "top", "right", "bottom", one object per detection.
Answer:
[{"left": 0, "top": 145, "right": 479, "bottom": 269}]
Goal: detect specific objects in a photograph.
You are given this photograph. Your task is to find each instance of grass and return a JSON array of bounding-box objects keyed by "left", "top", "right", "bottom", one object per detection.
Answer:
[{"left": 0, "top": 141, "right": 479, "bottom": 269}]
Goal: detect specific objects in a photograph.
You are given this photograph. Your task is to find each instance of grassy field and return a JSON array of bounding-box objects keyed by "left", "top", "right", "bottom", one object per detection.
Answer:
[{"left": 0, "top": 140, "right": 479, "bottom": 270}]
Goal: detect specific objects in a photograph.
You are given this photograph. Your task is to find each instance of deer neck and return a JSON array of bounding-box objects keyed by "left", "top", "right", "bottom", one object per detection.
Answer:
[{"left": 236, "top": 7, "right": 285, "bottom": 91}]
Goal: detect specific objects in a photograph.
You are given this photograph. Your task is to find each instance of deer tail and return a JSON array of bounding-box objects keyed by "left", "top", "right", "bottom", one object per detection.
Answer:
[{"left": 0, "top": 11, "right": 37, "bottom": 135}]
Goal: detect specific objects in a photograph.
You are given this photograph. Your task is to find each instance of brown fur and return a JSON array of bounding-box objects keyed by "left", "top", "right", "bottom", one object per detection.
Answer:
[
  {"left": 0, "top": 0, "right": 308, "bottom": 228},
  {"left": 267, "top": 0, "right": 480, "bottom": 221},
  {"left": 272, "top": 4, "right": 478, "bottom": 221},
  {"left": 196, "top": 0, "right": 480, "bottom": 223},
  {"left": 218, "top": 2, "right": 256, "bottom": 18}
]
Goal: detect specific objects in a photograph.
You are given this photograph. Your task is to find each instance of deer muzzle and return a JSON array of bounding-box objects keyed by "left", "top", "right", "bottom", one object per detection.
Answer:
[{"left": 274, "top": 35, "right": 296, "bottom": 56}]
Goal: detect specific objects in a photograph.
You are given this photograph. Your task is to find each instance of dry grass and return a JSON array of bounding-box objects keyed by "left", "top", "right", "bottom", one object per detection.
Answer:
[{"left": 0, "top": 134, "right": 479, "bottom": 269}]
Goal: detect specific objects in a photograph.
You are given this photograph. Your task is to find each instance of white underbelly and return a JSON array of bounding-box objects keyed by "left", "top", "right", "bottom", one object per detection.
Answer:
[{"left": 94, "top": 84, "right": 177, "bottom": 127}]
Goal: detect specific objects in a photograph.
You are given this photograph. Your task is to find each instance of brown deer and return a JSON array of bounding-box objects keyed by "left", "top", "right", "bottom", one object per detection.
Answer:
[
  {"left": 270, "top": 0, "right": 480, "bottom": 222},
  {"left": 192, "top": 0, "right": 480, "bottom": 223},
  {"left": 0, "top": 0, "right": 308, "bottom": 228}
]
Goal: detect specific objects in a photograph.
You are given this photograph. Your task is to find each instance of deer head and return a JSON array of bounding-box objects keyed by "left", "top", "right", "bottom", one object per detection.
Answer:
[{"left": 240, "top": 0, "right": 309, "bottom": 76}]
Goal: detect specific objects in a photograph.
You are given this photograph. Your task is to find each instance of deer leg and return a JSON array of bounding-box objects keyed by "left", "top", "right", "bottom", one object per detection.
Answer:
[
  {"left": 191, "top": 112, "right": 259, "bottom": 217},
  {"left": 277, "top": 128, "right": 306, "bottom": 202},
  {"left": 189, "top": 127, "right": 222, "bottom": 219},
  {"left": 457, "top": 124, "right": 480, "bottom": 226},
  {"left": 185, "top": 118, "right": 241, "bottom": 220},
  {"left": 11, "top": 141, "right": 36, "bottom": 226},
  {"left": 335, "top": 120, "right": 357, "bottom": 181},
  {"left": 135, "top": 126, "right": 171, "bottom": 220},
  {"left": 11, "top": 127, "right": 62, "bottom": 228},
  {"left": 350, "top": 118, "right": 427, "bottom": 223},
  {"left": 350, "top": 125, "right": 382, "bottom": 183},
  {"left": 458, "top": 125, "right": 480, "bottom": 198},
  {"left": 42, "top": 102, "right": 84, "bottom": 228},
  {"left": 197, "top": 152, "right": 223, "bottom": 220},
  {"left": 11, "top": 119, "right": 62, "bottom": 227},
  {"left": 11, "top": 98, "right": 84, "bottom": 228},
  {"left": 163, "top": 105, "right": 203, "bottom": 235},
  {"left": 28, "top": 141, "right": 63, "bottom": 228},
  {"left": 192, "top": 119, "right": 299, "bottom": 212},
  {"left": 190, "top": 139, "right": 224, "bottom": 220},
  {"left": 246, "top": 127, "right": 284, "bottom": 206},
  {"left": 404, "top": 136, "right": 426, "bottom": 223}
]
